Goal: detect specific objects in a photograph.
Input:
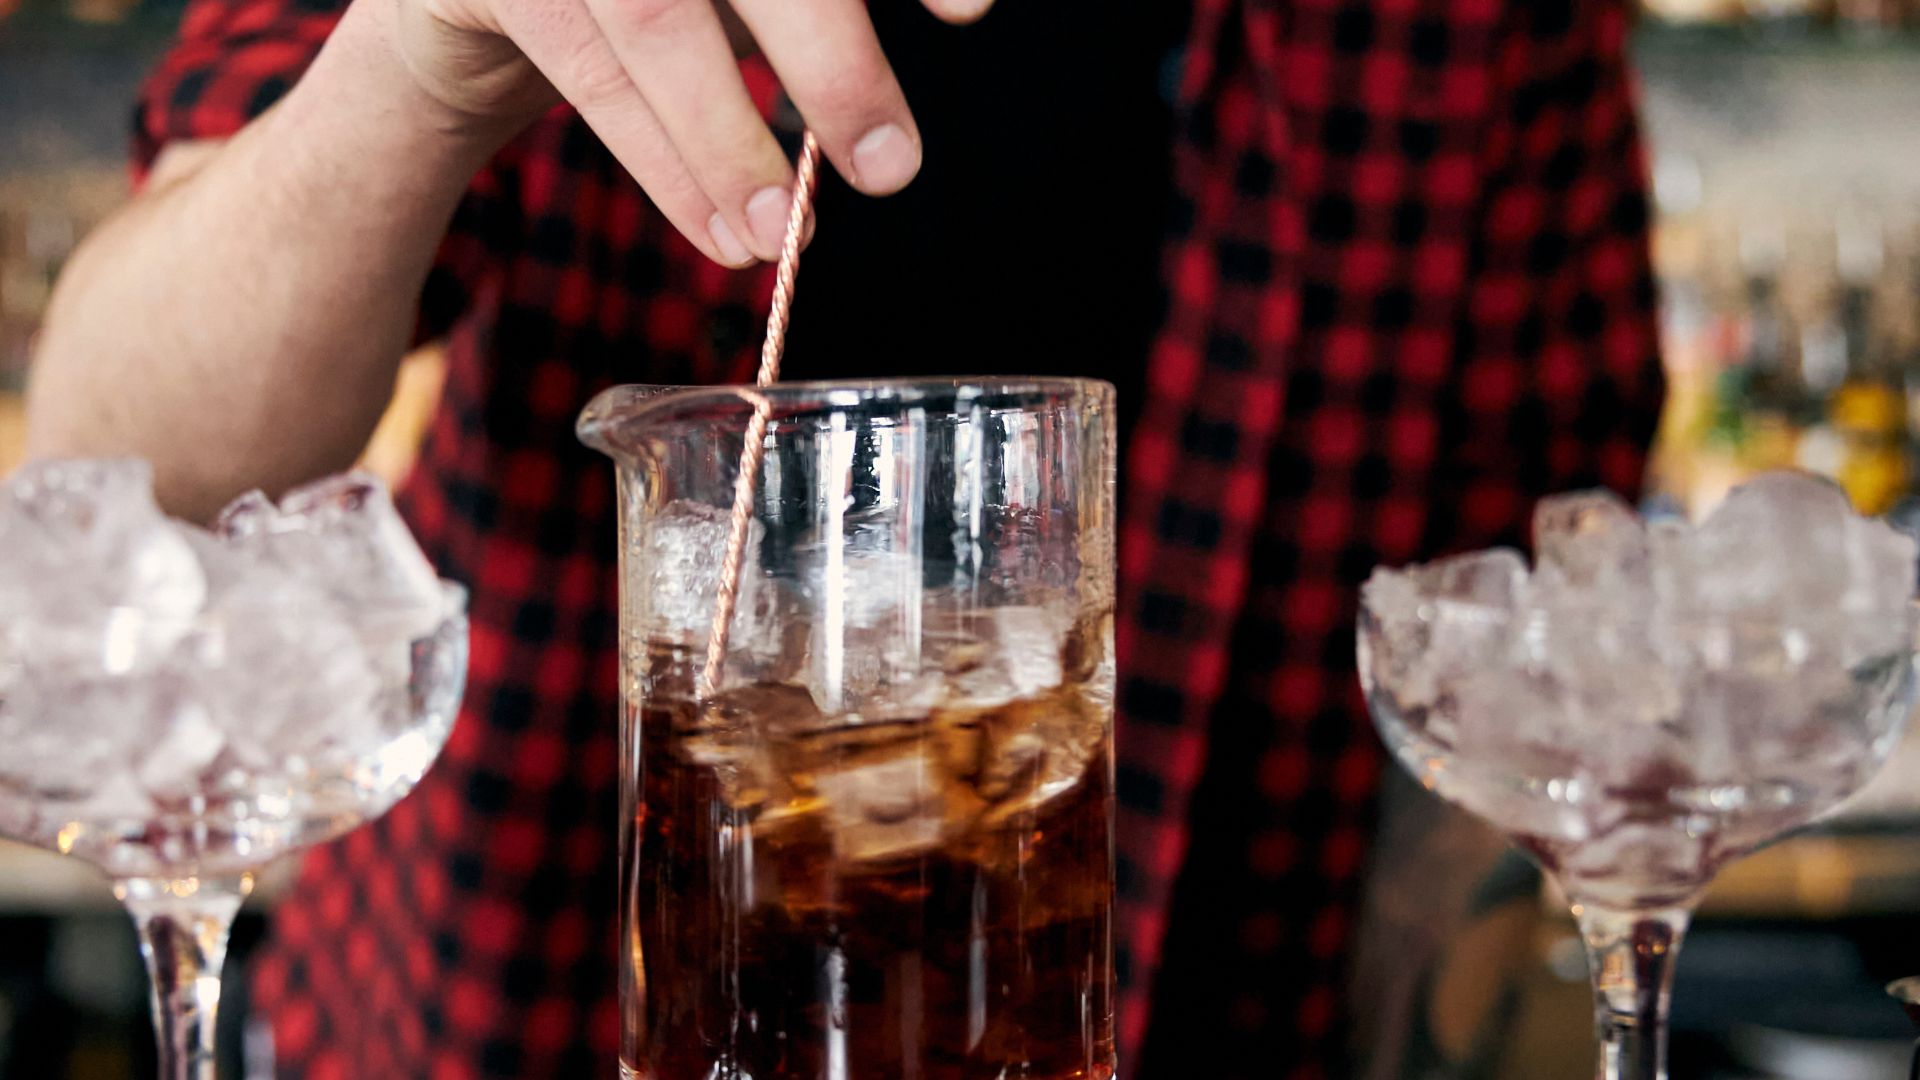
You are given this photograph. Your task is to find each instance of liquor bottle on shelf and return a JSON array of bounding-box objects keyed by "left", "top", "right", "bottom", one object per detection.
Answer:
[
  {"left": 1721, "top": 272, "right": 1811, "bottom": 474},
  {"left": 1795, "top": 223, "right": 1863, "bottom": 490},
  {"left": 1646, "top": 210, "right": 1920, "bottom": 518},
  {"left": 1648, "top": 280, "right": 1740, "bottom": 509},
  {"left": 1743, "top": 0, "right": 1821, "bottom": 33},
  {"left": 1817, "top": 297, "right": 1908, "bottom": 513},
  {"left": 1823, "top": 222, "right": 1910, "bottom": 513}
]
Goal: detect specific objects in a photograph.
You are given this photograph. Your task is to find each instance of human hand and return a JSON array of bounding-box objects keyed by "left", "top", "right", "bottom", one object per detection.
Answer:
[{"left": 388, "top": 0, "right": 994, "bottom": 266}]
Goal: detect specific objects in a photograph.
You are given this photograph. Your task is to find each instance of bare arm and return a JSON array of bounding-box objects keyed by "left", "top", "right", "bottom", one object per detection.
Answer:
[
  {"left": 26, "top": 0, "right": 509, "bottom": 520},
  {"left": 29, "top": 0, "right": 991, "bottom": 520}
]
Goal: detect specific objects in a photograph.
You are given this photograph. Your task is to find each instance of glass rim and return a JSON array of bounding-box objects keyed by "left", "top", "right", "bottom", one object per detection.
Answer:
[
  {"left": 1358, "top": 588, "right": 1920, "bottom": 634},
  {"left": 578, "top": 376, "right": 1115, "bottom": 455}
]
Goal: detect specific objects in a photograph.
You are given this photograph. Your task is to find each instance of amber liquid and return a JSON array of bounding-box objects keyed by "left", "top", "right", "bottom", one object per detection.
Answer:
[{"left": 621, "top": 659, "right": 1115, "bottom": 1079}]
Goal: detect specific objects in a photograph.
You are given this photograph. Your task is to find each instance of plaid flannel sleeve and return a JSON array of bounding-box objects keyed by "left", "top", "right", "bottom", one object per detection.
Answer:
[
  {"left": 131, "top": 0, "right": 499, "bottom": 345},
  {"left": 1116, "top": 0, "right": 1662, "bottom": 1073},
  {"left": 133, "top": 0, "right": 341, "bottom": 178}
]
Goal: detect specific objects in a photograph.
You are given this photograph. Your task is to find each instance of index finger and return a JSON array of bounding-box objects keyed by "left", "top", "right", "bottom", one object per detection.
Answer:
[
  {"left": 729, "top": 0, "right": 921, "bottom": 196},
  {"left": 494, "top": 0, "right": 749, "bottom": 266}
]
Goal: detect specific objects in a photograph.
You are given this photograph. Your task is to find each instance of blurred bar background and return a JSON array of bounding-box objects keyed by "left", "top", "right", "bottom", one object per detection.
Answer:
[{"left": 3, "top": 0, "right": 1920, "bottom": 1076}]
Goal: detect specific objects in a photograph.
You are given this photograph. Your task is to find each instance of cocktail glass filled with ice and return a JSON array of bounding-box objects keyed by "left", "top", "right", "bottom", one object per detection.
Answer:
[
  {"left": 580, "top": 379, "right": 1117, "bottom": 1079},
  {"left": 1358, "top": 473, "right": 1920, "bottom": 1080},
  {"left": 0, "top": 462, "right": 467, "bottom": 1079}
]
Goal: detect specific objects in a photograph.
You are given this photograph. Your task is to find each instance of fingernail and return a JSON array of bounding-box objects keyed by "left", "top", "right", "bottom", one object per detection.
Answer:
[
  {"left": 852, "top": 124, "right": 921, "bottom": 194},
  {"left": 941, "top": 0, "right": 994, "bottom": 21},
  {"left": 747, "top": 185, "right": 793, "bottom": 256},
  {"left": 708, "top": 213, "right": 754, "bottom": 266}
]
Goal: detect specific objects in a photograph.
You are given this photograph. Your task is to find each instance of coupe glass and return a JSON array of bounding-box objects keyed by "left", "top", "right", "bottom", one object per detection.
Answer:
[
  {"left": 580, "top": 378, "right": 1118, "bottom": 1079},
  {"left": 0, "top": 465, "right": 469, "bottom": 1080},
  {"left": 1357, "top": 477, "right": 1920, "bottom": 1080}
]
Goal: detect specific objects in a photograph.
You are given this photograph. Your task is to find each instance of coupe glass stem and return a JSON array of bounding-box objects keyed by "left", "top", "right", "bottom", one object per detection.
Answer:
[
  {"left": 1575, "top": 901, "right": 1692, "bottom": 1080},
  {"left": 117, "top": 874, "right": 251, "bottom": 1080}
]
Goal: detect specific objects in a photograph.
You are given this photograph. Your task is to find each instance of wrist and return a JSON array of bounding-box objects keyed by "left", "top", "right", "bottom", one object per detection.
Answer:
[{"left": 281, "top": 0, "right": 526, "bottom": 181}]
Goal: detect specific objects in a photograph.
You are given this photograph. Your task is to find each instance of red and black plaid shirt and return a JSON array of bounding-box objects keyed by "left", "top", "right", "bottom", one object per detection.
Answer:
[{"left": 134, "top": 0, "right": 1661, "bottom": 1076}]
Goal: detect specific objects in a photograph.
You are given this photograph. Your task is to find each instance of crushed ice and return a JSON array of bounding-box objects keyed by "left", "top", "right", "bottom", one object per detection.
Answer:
[
  {"left": 1362, "top": 473, "right": 1918, "bottom": 798},
  {"left": 0, "top": 461, "right": 454, "bottom": 813}
]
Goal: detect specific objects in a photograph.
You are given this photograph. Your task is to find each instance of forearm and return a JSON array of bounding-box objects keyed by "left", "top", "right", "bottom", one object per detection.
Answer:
[{"left": 26, "top": 0, "right": 508, "bottom": 520}]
